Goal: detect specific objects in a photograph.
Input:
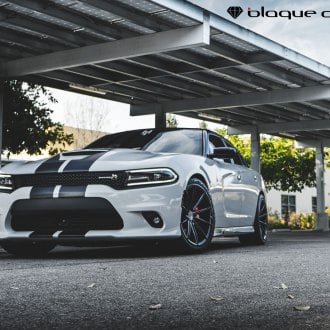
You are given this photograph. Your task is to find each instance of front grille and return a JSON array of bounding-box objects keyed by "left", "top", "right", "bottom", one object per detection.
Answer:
[
  {"left": 11, "top": 198, "right": 124, "bottom": 232},
  {"left": 13, "top": 171, "right": 128, "bottom": 190}
]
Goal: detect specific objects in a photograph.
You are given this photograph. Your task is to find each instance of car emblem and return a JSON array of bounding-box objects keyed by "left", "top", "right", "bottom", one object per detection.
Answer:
[{"left": 98, "top": 174, "right": 118, "bottom": 180}]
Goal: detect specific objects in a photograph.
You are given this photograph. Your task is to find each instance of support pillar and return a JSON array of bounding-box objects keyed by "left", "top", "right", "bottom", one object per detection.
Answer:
[
  {"left": 155, "top": 111, "right": 166, "bottom": 129},
  {"left": 0, "top": 82, "right": 3, "bottom": 168},
  {"left": 251, "top": 129, "right": 261, "bottom": 172},
  {"left": 315, "top": 143, "right": 329, "bottom": 231}
]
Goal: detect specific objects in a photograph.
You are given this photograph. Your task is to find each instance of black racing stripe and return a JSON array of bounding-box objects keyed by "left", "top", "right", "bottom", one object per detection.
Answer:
[
  {"left": 35, "top": 155, "right": 65, "bottom": 173},
  {"left": 58, "top": 185, "right": 87, "bottom": 198},
  {"left": 30, "top": 186, "right": 56, "bottom": 199},
  {"left": 62, "top": 151, "right": 108, "bottom": 172}
]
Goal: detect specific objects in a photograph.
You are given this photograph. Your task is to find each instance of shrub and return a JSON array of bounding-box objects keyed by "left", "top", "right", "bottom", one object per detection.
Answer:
[
  {"left": 268, "top": 211, "right": 316, "bottom": 230},
  {"left": 325, "top": 206, "right": 330, "bottom": 216},
  {"left": 268, "top": 211, "right": 288, "bottom": 229}
]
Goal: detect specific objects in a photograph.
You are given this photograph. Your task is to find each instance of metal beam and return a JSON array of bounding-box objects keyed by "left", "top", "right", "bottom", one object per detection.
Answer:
[
  {"left": 0, "top": 82, "right": 3, "bottom": 167},
  {"left": 0, "top": 24, "right": 210, "bottom": 78},
  {"left": 295, "top": 139, "right": 330, "bottom": 148},
  {"left": 228, "top": 118, "right": 330, "bottom": 135},
  {"left": 315, "top": 143, "right": 329, "bottom": 231},
  {"left": 26, "top": 74, "right": 142, "bottom": 105},
  {"left": 131, "top": 85, "right": 330, "bottom": 115},
  {"left": 250, "top": 130, "right": 260, "bottom": 173},
  {"left": 93, "top": 64, "right": 209, "bottom": 97}
]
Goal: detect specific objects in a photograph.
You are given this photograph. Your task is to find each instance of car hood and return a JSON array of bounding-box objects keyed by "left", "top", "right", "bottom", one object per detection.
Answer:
[{"left": 1, "top": 149, "right": 179, "bottom": 175}]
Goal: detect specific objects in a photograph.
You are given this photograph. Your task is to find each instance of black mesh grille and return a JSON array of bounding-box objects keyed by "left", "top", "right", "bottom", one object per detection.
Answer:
[
  {"left": 11, "top": 198, "right": 124, "bottom": 232},
  {"left": 13, "top": 172, "right": 128, "bottom": 190}
]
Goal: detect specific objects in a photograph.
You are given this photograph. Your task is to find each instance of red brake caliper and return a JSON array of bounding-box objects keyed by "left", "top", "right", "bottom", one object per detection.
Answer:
[{"left": 193, "top": 207, "right": 200, "bottom": 219}]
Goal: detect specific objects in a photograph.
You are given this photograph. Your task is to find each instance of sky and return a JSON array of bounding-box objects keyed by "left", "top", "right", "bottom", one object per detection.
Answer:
[{"left": 50, "top": 0, "right": 330, "bottom": 133}]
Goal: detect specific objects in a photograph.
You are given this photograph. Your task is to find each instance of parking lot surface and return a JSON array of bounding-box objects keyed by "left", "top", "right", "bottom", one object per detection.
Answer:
[{"left": 0, "top": 231, "right": 329, "bottom": 329}]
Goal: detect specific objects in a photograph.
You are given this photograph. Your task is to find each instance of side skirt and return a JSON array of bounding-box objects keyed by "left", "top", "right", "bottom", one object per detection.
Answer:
[{"left": 213, "top": 226, "right": 254, "bottom": 237}]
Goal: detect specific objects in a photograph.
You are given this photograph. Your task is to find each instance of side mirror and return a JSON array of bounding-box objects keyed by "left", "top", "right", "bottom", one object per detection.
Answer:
[{"left": 210, "top": 147, "right": 237, "bottom": 160}]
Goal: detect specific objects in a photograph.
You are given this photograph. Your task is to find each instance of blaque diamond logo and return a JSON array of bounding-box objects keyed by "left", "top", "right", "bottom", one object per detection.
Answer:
[{"left": 227, "top": 6, "right": 244, "bottom": 19}]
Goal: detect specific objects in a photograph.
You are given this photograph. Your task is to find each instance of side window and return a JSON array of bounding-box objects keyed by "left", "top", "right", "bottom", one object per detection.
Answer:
[
  {"left": 223, "top": 139, "right": 247, "bottom": 167},
  {"left": 208, "top": 134, "right": 226, "bottom": 154},
  {"left": 281, "top": 195, "right": 296, "bottom": 218}
]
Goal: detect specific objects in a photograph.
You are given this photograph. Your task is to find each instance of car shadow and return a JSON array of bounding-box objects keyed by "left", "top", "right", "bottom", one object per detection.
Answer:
[{"left": 0, "top": 237, "right": 244, "bottom": 260}]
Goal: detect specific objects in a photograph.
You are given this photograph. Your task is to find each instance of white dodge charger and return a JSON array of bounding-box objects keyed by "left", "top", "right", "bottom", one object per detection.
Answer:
[{"left": 0, "top": 128, "right": 268, "bottom": 256}]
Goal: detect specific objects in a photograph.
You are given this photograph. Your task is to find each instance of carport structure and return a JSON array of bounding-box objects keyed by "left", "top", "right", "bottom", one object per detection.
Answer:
[{"left": 0, "top": 0, "right": 329, "bottom": 230}]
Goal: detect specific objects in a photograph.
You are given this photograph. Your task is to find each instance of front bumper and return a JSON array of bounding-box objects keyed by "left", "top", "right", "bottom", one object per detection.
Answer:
[{"left": 0, "top": 183, "right": 183, "bottom": 244}]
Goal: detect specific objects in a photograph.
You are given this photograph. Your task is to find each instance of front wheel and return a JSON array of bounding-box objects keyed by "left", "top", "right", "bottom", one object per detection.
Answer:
[
  {"left": 180, "top": 178, "right": 215, "bottom": 252},
  {"left": 1, "top": 241, "right": 56, "bottom": 257},
  {"left": 239, "top": 194, "right": 268, "bottom": 245}
]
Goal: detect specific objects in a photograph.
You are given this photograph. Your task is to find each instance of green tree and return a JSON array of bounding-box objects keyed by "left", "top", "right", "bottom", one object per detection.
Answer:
[
  {"left": 216, "top": 128, "right": 315, "bottom": 192},
  {"left": 166, "top": 113, "right": 178, "bottom": 128},
  {"left": 3, "top": 81, "right": 73, "bottom": 156}
]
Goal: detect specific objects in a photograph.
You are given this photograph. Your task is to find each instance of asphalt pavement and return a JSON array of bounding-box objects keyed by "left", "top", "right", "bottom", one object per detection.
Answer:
[{"left": 0, "top": 231, "right": 329, "bottom": 329}]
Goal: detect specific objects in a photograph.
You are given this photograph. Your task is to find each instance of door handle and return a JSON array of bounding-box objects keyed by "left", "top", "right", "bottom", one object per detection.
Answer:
[
  {"left": 237, "top": 174, "right": 242, "bottom": 181},
  {"left": 254, "top": 175, "right": 258, "bottom": 181}
]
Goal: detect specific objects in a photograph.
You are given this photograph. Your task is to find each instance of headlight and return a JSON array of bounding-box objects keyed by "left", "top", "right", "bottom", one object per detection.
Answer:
[
  {"left": 0, "top": 174, "right": 13, "bottom": 192},
  {"left": 126, "top": 168, "right": 178, "bottom": 187}
]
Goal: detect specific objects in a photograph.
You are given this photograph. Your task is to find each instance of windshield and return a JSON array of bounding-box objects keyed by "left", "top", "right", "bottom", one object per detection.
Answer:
[{"left": 85, "top": 129, "right": 203, "bottom": 155}]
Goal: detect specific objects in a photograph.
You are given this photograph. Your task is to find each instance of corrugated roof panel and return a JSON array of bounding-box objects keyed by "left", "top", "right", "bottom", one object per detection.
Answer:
[
  {"left": 52, "top": 0, "right": 121, "bottom": 21},
  {"left": 212, "top": 33, "right": 260, "bottom": 53},
  {"left": 291, "top": 67, "right": 329, "bottom": 82},
  {"left": 274, "top": 60, "right": 300, "bottom": 71},
  {"left": 115, "top": 20, "right": 155, "bottom": 34},
  {"left": 220, "top": 74, "right": 266, "bottom": 91},
  {"left": 5, "top": 3, "right": 75, "bottom": 30},
  {"left": 188, "top": 47, "right": 219, "bottom": 59},
  {"left": 119, "top": 0, "right": 163, "bottom": 13},
  {"left": 239, "top": 66, "right": 295, "bottom": 86},
  {"left": 0, "top": 22, "right": 47, "bottom": 39},
  {"left": 152, "top": 53, "right": 183, "bottom": 63},
  {"left": 155, "top": 8, "right": 198, "bottom": 26}
]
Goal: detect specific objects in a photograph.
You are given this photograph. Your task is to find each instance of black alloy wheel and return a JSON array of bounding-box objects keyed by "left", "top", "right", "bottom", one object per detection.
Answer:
[
  {"left": 239, "top": 194, "right": 268, "bottom": 245},
  {"left": 180, "top": 178, "right": 215, "bottom": 251}
]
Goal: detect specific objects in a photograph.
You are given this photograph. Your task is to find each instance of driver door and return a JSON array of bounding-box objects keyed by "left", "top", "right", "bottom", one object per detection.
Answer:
[{"left": 208, "top": 134, "right": 243, "bottom": 228}]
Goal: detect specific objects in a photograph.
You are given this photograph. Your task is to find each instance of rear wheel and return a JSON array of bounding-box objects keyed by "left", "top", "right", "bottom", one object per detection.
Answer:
[
  {"left": 180, "top": 178, "right": 215, "bottom": 252},
  {"left": 239, "top": 194, "right": 268, "bottom": 245},
  {"left": 1, "top": 241, "right": 56, "bottom": 257}
]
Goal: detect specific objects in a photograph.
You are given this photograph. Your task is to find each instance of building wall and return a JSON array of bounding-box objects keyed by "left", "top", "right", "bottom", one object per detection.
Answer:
[
  {"left": 266, "top": 170, "right": 330, "bottom": 215},
  {"left": 53, "top": 126, "right": 108, "bottom": 151}
]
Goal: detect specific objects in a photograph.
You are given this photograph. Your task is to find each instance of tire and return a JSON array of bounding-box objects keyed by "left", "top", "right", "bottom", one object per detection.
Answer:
[
  {"left": 179, "top": 178, "right": 215, "bottom": 252},
  {"left": 239, "top": 194, "right": 268, "bottom": 245},
  {"left": 1, "top": 241, "right": 56, "bottom": 257}
]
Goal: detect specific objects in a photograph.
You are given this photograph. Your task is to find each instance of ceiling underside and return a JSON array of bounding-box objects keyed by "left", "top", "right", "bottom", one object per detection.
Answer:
[{"left": 1, "top": 0, "right": 330, "bottom": 142}]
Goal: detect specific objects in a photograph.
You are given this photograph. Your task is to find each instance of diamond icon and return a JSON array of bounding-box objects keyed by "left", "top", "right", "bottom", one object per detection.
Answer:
[{"left": 227, "top": 6, "right": 243, "bottom": 19}]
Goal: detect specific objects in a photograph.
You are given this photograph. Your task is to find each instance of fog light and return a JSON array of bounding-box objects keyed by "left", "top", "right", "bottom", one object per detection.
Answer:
[
  {"left": 142, "top": 212, "right": 163, "bottom": 228},
  {"left": 153, "top": 217, "right": 161, "bottom": 225}
]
